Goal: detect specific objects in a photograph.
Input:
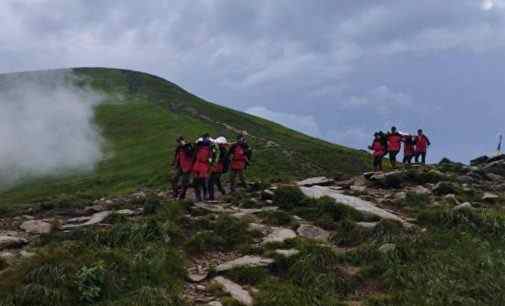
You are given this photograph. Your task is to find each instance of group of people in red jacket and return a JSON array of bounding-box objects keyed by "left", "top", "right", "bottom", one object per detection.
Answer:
[
  {"left": 172, "top": 133, "right": 252, "bottom": 201},
  {"left": 369, "top": 127, "right": 431, "bottom": 171}
]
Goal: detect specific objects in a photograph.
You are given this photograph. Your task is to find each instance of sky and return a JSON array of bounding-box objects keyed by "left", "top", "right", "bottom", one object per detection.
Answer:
[{"left": 0, "top": 0, "right": 504, "bottom": 163}]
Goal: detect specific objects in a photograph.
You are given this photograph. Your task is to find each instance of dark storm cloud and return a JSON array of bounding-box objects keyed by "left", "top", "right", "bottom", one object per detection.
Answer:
[{"left": 0, "top": 0, "right": 504, "bottom": 162}]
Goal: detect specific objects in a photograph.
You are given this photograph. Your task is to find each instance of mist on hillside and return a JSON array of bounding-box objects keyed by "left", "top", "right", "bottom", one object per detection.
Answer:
[{"left": 0, "top": 71, "right": 104, "bottom": 188}]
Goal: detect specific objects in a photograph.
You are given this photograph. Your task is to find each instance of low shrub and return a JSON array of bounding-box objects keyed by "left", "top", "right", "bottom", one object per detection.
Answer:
[{"left": 273, "top": 186, "right": 305, "bottom": 210}]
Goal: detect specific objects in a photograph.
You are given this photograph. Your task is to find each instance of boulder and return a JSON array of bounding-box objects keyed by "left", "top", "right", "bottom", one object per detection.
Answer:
[
  {"left": 212, "top": 277, "right": 253, "bottom": 306},
  {"left": 297, "top": 177, "right": 334, "bottom": 187},
  {"left": 300, "top": 186, "right": 406, "bottom": 223},
  {"left": 20, "top": 220, "right": 53, "bottom": 234},
  {"left": 262, "top": 227, "right": 297, "bottom": 244},
  {"left": 413, "top": 185, "right": 432, "bottom": 195},
  {"left": 261, "top": 189, "right": 275, "bottom": 200},
  {"left": 208, "top": 302, "right": 223, "bottom": 306},
  {"left": 487, "top": 154, "right": 505, "bottom": 163},
  {"left": 486, "top": 173, "right": 504, "bottom": 181},
  {"left": 456, "top": 175, "right": 474, "bottom": 184},
  {"left": 0, "top": 236, "right": 28, "bottom": 250},
  {"left": 370, "top": 171, "right": 405, "bottom": 189},
  {"left": 453, "top": 202, "right": 474, "bottom": 211},
  {"left": 432, "top": 182, "right": 457, "bottom": 196},
  {"left": 215, "top": 256, "right": 274, "bottom": 273},
  {"left": 355, "top": 222, "right": 379, "bottom": 229},
  {"left": 296, "top": 224, "right": 330, "bottom": 242},
  {"left": 471, "top": 155, "right": 489, "bottom": 166},
  {"left": 187, "top": 272, "right": 208, "bottom": 283},
  {"left": 443, "top": 194, "right": 459, "bottom": 205},
  {"left": 350, "top": 185, "right": 367, "bottom": 193}
]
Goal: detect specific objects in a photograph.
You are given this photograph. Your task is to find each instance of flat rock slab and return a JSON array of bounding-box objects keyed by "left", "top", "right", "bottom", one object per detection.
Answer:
[
  {"left": 215, "top": 255, "right": 274, "bottom": 273},
  {"left": 63, "top": 211, "right": 112, "bottom": 229},
  {"left": 300, "top": 186, "right": 406, "bottom": 223},
  {"left": 355, "top": 222, "right": 379, "bottom": 229},
  {"left": 213, "top": 276, "right": 253, "bottom": 306},
  {"left": 262, "top": 227, "right": 297, "bottom": 244},
  {"left": 0, "top": 236, "right": 28, "bottom": 251},
  {"left": 20, "top": 220, "right": 53, "bottom": 234},
  {"left": 296, "top": 224, "right": 330, "bottom": 242},
  {"left": 297, "top": 177, "right": 335, "bottom": 187},
  {"left": 115, "top": 209, "right": 136, "bottom": 216}
]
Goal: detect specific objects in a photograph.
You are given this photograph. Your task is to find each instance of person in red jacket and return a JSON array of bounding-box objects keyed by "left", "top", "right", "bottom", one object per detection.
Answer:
[
  {"left": 387, "top": 126, "right": 402, "bottom": 168},
  {"left": 415, "top": 129, "right": 431, "bottom": 164},
  {"left": 208, "top": 137, "right": 229, "bottom": 201},
  {"left": 402, "top": 135, "right": 416, "bottom": 164},
  {"left": 192, "top": 133, "right": 213, "bottom": 201},
  {"left": 172, "top": 136, "right": 194, "bottom": 199},
  {"left": 369, "top": 132, "right": 386, "bottom": 171},
  {"left": 228, "top": 134, "right": 252, "bottom": 192}
]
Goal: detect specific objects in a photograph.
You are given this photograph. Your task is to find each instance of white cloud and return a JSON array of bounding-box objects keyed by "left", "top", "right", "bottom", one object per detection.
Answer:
[
  {"left": 481, "top": 0, "right": 496, "bottom": 10},
  {"left": 245, "top": 106, "right": 321, "bottom": 137}
]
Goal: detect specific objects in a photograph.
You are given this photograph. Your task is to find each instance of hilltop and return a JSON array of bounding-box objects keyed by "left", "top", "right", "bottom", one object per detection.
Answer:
[{"left": 0, "top": 67, "right": 369, "bottom": 209}]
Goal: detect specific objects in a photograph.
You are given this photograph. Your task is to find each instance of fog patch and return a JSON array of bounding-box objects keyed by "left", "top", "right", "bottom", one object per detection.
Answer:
[{"left": 0, "top": 70, "right": 104, "bottom": 188}]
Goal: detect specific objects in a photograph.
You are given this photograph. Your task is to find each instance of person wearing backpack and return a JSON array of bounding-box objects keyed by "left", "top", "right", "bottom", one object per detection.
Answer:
[
  {"left": 386, "top": 126, "right": 402, "bottom": 168},
  {"left": 171, "top": 136, "right": 194, "bottom": 199},
  {"left": 369, "top": 132, "right": 386, "bottom": 171},
  {"left": 192, "top": 133, "right": 212, "bottom": 201},
  {"left": 415, "top": 129, "right": 431, "bottom": 164},
  {"left": 402, "top": 135, "right": 416, "bottom": 164},
  {"left": 208, "top": 136, "right": 229, "bottom": 201},
  {"left": 228, "top": 134, "right": 252, "bottom": 192}
]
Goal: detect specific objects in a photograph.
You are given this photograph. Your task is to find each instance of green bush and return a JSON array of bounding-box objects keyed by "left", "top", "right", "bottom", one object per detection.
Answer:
[
  {"left": 273, "top": 186, "right": 306, "bottom": 209},
  {"left": 76, "top": 260, "right": 106, "bottom": 303},
  {"left": 402, "top": 192, "right": 431, "bottom": 207}
]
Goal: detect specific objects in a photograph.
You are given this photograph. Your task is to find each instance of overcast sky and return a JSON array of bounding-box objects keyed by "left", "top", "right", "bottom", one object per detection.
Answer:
[{"left": 1, "top": 0, "right": 504, "bottom": 163}]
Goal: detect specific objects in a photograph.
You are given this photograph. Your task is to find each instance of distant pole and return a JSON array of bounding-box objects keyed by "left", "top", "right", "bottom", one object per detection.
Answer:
[{"left": 497, "top": 134, "right": 503, "bottom": 156}]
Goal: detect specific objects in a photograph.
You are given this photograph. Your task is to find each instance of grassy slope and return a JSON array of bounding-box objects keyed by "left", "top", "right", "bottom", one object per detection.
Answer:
[{"left": 0, "top": 67, "right": 370, "bottom": 206}]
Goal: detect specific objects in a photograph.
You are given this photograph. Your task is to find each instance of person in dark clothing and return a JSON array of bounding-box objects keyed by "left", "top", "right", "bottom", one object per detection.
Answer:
[
  {"left": 208, "top": 137, "right": 229, "bottom": 201},
  {"left": 415, "top": 129, "right": 431, "bottom": 164},
  {"left": 387, "top": 126, "right": 402, "bottom": 168},
  {"left": 192, "top": 133, "right": 213, "bottom": 201},
  {"left": 402, "top": 135, "right": 416, "bottom": 164},
  {"left": 228, "top": 134, "right": 252, "bottom": 192},
  {"left": 171, "top": 136, "right": 194, "bottom": 199},
  {"left": 369, "top": 132, "right": 386, "bottom": 171}
]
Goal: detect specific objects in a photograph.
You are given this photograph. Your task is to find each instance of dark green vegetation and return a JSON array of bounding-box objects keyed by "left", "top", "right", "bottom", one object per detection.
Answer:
[
  {"left": 0, "top": 201, "right": 189, "bottom": 306},
  {"left": 0, "top": 67, "right": 369, "bottom": 208}
]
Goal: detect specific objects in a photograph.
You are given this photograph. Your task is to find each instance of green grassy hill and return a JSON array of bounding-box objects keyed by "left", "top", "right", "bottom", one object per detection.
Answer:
[{"left": 0, "top": 67, "right": 369, "bottom": 207}]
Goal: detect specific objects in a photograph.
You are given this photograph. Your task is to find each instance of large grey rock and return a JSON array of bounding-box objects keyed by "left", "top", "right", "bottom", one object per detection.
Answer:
[
  {"left": 297, "top": 177, "right": 334, "bottom": 187},
  {"left": 296, "top": 224, "right": 330, "bottom": 242},
  {"left": 20, "top": 220, "right": 53, "bottom": 234},
  {"left": 213, "top": 276, "right": 253, "bottom": 306},
  {"left": 215, "top": 256, "right": 274, "bottom": 273},
  {"left": 0, "top": 236, "right": 28, "bottom": 250},
  {"left": 471, "top": 155, "right": 489, "bottom": 166},
  {"left": 300, "top": 186, "right": 406, "bottom": 223},
  {"left": 262, "top": 227, "right": 297, "bottom": 244},
  {"left": 63, "top": 211, "right": 112, "bottom": 229},
  {"left": 355, "top": 222, "right": 379, "bottom": 229},
  {"left": 413, "top": 185, "right": 432, "bottom": 195},
  {"left": 482, "top": 192, "right": 500, "bottom": 202}
]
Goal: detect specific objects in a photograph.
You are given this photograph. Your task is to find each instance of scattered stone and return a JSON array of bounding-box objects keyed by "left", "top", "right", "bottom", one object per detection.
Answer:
[
  {"left": 212, "top": 277, "right": 253, "bottom": 306},
  {"left": 215, "top": 256, "right": 274, "bottom": 273},
  {"left": 0, "top": 236, "right": 28, "bottom": 250},
  {"left": 482, "top": 160, "right": 505, "bottom": 176},
  {"left": 63, "top": 211, "right": 112, "bottom": 229},
  {"left": 20, "top": 250, "right": 36, "bottom": 258},
  {"left": 84, "top": 204, "right": 106, "bottom": 213},
  {"left": 262, "top": 227, "right": 297, "bottom": 244},
  {"left": 0, "top": 251, "right": 15, "bottom": 264},
  {"left": 297, "top": 177, "right": 334, "bottom": 187},
  {"left": 275, "top": 249, "right": 300, "bottom": 258},
  {"left": 208, "top": 302, "right": 223, "bottom": 306},
  {"left": 300, "top": 186, "right": 406, "bottom": 223},
  {"left": 247, "top": 223, "right": 270, "bottom": 235},
  {"left": 486, "top": 173, "right": 504, "bottom": 181},
  {"left": 453, "top": 202, "right": 474, "bottom": 211},
  {"left": 443, "top": 194, "right": 459, "bottom": 205},
  {"left": 115, "top": 209, "right": 135, "bottom": 216},
  {"left": 350, "top": 185, "right": 367, "bottom": 192},
  {"left": 296, "top": 224, "right": 330, "bottom": 242},
  {"left": 20, "top": 220, "right": 53, "bottom": 234},
  {"left": 369, "top": 171, "right": 405, "bottom": 188},
  {"left": 482, "top": 192, "right": 499, "bottom": 202},
  {"left": 413, "top": 185, "right": 432, "bottom": 195},
  {"left": 394, "top": 192, "right": 407, "bottom": 201},
  {"left": 261, "top": 189, "right": 275, "bottom": 200},
  {"left": 187, "top": 272, "right": 208, "bottom": 283},
  {"left": 432, "top": 182, "right": 457, "bottom": 196},
  {"left": 456, "top": 175, "right": 474, "bottom": 184},
  {"left": 378, "top": 243, "right": 396, "bottom": 254},
  {"left": 488, "top": 154, "right": 505, "bottom": 163},
  {"left": 355, "top": 222, "right": 379, "bottom": 229}
]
